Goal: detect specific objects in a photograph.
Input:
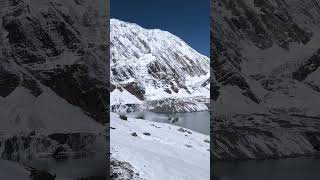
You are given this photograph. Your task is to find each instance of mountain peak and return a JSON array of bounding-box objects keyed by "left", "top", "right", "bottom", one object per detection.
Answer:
[{"left": 110, "top": 19, "right": 210, "bottom": 112}]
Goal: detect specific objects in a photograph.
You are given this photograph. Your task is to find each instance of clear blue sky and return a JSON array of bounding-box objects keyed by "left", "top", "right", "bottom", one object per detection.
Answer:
[{"left": 111, "top": 0, "right": 210, "bottom": 56}]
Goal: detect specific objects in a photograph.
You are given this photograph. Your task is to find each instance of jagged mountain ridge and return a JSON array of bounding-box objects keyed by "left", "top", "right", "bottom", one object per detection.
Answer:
[
  {"left": 110, "top": 18, "right": 210, "bottom": 112},
  {"left": 212, "top": 0, "right": 320, "bottom": 160},
  {"left": 0, "top": 0, "right": 108, "bottom": 123}
]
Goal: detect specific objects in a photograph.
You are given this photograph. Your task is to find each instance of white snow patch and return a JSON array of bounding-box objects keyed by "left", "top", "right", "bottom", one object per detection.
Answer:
[{"left": 111, "top": 88, "right": 143, "bottom": 106}]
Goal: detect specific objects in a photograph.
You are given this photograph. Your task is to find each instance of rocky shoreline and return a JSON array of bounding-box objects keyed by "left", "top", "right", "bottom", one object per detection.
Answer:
[{"left": 212, "top": 112, "right": 320, "bottom": 161}]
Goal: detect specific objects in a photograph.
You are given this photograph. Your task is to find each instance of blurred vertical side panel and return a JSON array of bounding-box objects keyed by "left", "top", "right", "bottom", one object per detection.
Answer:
[
  {"left": 211, "top": 0, "right": 320, "bottom": 179},
  {"left": 0, "top": 0, "right": 109, "bottom": 179}
]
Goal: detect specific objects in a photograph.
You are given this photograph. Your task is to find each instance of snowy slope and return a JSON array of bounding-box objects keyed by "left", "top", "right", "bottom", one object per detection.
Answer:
[
  {"left": 212, "top": 0, "right": 320, "bottom": 160},
  {"left": 110, "top": 113, "right": 210, "bottom": 180},
  {"left": 0, "top": 87, "right": 104, "bottom": 136},
  {"left": 110, "top": 19, "right": 210, "bottom": 112},
  {"left": 110, "top": 88, "right": 143, "bottom": 106}
]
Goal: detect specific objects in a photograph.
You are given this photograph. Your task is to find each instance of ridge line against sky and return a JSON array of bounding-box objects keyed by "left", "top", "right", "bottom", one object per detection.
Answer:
[{"left": 111, "top": 0, "right": 210, "bottom": 56}]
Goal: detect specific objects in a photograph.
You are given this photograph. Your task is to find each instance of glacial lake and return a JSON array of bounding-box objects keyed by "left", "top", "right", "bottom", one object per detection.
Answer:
[
  {"left": 126, "top": 111, "right": 210, "bottom": 135},
  {"left": 213, "top": 157, "right": 320, "bottom": 180},
  {"left": 26, "top": 136, "right": 106, "bottom": 179}
]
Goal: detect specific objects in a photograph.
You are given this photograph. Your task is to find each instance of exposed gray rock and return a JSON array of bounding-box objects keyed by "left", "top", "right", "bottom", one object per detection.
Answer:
[
  {"left": 131, "top": 132, "right": 138, "bottom": 137},
  {"left": 142, "top": 132, "right": 151, "bottom": 136}
]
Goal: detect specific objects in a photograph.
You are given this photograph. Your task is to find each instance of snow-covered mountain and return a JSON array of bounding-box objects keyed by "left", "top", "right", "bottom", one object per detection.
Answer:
[
  {"left": 0, "top": 0, "right": 107, "bottom": 177},
  {"left": 0, "top": 0, "right": 108, "bottom": 125},
  {"left": 212, "top": 0, "right": 320, "bottom": 160},
  {"left": 110, "top": 19, "right": 210, "bottom": 112}
]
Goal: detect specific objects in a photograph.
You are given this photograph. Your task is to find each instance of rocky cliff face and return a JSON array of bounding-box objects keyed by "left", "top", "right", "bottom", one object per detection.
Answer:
[
  {"left": 212, "top": 0, "right": 320, "bottom": 160},
  {"left": 0, "top": 0, "right": 108, "bottom": 124},
  {"left": 110, "top": 19, "right": 210, "bottom": 112}
]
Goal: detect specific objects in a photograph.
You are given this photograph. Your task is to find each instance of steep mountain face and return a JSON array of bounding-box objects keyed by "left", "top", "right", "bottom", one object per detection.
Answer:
[
  {"left": 0, "top": 0, "right": 108, "bottom": 124},
  {"left": 110, "top": 19, "right": 210, "bottom": 112},
  {"left": 0, "top": 0, "right": 108, "bottom": 170},
  {"left": 212, "top": 0, "right": 320, "bottom": 160}
]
